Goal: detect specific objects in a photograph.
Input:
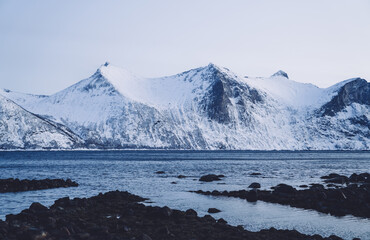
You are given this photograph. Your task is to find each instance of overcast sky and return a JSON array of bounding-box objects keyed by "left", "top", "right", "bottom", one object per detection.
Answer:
[{"left": 0, "top": 0, "right": 369, "bottom": 95}]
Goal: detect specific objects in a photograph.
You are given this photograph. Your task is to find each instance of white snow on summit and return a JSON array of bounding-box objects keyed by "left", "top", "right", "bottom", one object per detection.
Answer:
[{"left": 244, "top": 73, "right": 350, "bottom": 108}]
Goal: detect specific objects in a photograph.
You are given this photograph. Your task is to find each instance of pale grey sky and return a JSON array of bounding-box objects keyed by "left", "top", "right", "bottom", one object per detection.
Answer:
[{"left": 0, "top": 0, "right": 369, "bottom": 94}]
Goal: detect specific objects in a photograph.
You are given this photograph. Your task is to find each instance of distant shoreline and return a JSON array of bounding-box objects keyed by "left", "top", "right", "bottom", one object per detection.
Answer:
[{"left": 1, "top": 149, "right": 369, "bottom": 153}]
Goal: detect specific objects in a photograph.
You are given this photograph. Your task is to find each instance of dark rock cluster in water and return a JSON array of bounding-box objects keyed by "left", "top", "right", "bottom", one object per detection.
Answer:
[
  {"left": 0, "top": 178, "right": 78, "bottom": 193},
  {"left": 193, "top": 172, "right": 370, "bottom": 218},
  {"left": 0, "top": 191, "right": 343, "bottom": 240},
  {"left": 321, "top": 173, "right": 370, "bottom": 184}
]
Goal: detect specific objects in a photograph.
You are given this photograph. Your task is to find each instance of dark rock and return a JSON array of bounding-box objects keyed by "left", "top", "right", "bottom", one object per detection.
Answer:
[
  {"left": 321, "top": 173, "right": 342, "bottom": 179},
  {"left": 207, "top": 208, "right": 221, "bottom": 214},
  {"left": 185, "top": 209, "right": 197, "bottom": 217},
  {"left": 29, "top": 202, "right": 48, "bottom": 213},
  {"left": 202, "top": 214, "right": 216, "bottom": 223},
  {"left": 77, "top": 232, "right": 90, "bottom": 239},
  {"left": 0, "top": 178, "right": 78, "bottom": 193},
  {"left": 155, "top": 171, "right": 165, "bottom": 174},
  {"left": 141, "top": 233, "right": 153, "bottom": 240},
  {"left": 299, "top": 185, "right": 308, "bottom": 188},
  {"left": 157, "top": 226, "right": 171, "bottom": 235},
  {"left": 212, "top": 190, "right": 223, "bottom": 196},
  {"left": 327, "top": 235, "right": 343, "bottom": 240},
  {"left": 349, "top": 173, "right": 370, "bottom": 183},
  {"left": 309, "top": 184, "right": 325, "bottom": 191},
  {"left": 326, "top": 189, "right": 346, "bottom": 200},
  {"left": 349, "top": 173, "right": 362, "bottom": 182},
  {"left": 324, "top": 176, "right": 348, "bottom": 184},
  {"left": 248, "top": 182, "right": 261, "bottom": 189},
  {"left": 61, "top": 226, "right": 71, "bottom": 236},
  {"left": 199, "top": 174, "right": 224, "bottom": 182},
  {"left": 359, "top": 173, "right": 370, "bottom": 182},
  {"left": 246, "top": 190, "right": 258, "bottom": 202},
  {"left": 217, "top": 218, "right": 227, "bottom": 224},
  {"left": 46, "top": 217, "right": 57, "bottom": 228},
  {"left": 161, "top": 206, "right": 172, "bottom": 217},
  {"left": 54, "top": 197, "right": 70, "bottom": 207},
  {"left": 273, "top": 184, "right": 296, "bottom": 195},
  {"left": 250, "top": 172, "right": 262, "bottom": 176},
  {"left": 177, "top": 175, "right": 186, "bottom": 179}
]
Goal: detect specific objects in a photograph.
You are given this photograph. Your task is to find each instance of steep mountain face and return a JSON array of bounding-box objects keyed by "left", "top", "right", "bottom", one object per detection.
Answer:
[
  {"left": 200, "top": 65, "right": 263, "bottom": 124},
  {"left": 0, "top": 95, "right": 83, "bottom": 149},
  {"left": 319, "top": 78, "right": 370, "bottom": 116},
  {"left": 1, "top": 63, "right": 369, "bottom": 150}
]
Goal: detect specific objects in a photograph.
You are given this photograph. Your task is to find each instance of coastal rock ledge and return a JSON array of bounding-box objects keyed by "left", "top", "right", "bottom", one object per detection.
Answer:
[
  {"left": 0, "top": 191, "right": 344, "bottom": 240},
  {"left": 0, "top": 178, "right": 78, "bottom": 193}
]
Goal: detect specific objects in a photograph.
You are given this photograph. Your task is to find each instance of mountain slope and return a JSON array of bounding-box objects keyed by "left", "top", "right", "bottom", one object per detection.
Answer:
[
  {"left": 0, "top": 94, "right": 83, "bottom": 149},
  {"left": 1, "top": 63, "right": 369, "bottom": 150},
  {"left": 243, "top": 73, "right": 369, "bottom": 149}
]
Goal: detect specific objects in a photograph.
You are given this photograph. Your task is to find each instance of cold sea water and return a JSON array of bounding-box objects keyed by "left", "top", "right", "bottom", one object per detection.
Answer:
[{"left": 0, "top": 150, "right": 369, "bottom": 239}]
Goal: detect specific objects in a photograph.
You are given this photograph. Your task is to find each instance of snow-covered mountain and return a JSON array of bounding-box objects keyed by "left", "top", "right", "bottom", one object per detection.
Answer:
[
  {"left": 1, "top": 62, "right": 369, "bottom": 150},
  {"left": 0, "top": 94, "right": 83, "bottom": 149}
]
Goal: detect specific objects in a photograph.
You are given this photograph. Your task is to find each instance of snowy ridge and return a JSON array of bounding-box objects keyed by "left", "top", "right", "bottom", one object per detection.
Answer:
[
  {"left": 244, "top": 73, "right": 348, "bottom": 109},
  {"left": 1, "top": 63, "right": 369, "bottom": 150},
  {"left": 0, "top": 94, "right": 82, "bottom": 149},
  {"left": 98, "top": 62, "right": 236, "bottom": 109}
]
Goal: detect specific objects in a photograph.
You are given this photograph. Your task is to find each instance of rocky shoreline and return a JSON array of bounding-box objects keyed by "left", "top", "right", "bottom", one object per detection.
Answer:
[
  {"left": 192, "top": 173, "right": 370, "bottom": 218},
  {"left": 0, "top": 190, "right": 344, "bottom": 240},
  {"left": 0, "top": 178, "right": 78, "bottom": 193}
]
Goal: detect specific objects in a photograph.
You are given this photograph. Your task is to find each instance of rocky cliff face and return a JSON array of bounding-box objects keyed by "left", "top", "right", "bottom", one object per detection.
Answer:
[
  {"left": 1, "top": 63, "right": 369, "bottom": 150},
  {"left": 320, "top": 78, "right": 370, "bottom": 116},
  {"left": 200, "top": 64, "right": 263, "bottom": 124}
]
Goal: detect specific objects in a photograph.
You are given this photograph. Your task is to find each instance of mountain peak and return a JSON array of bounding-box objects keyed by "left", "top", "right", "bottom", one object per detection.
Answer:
[
  {"left": 205, "top": 62, "right": 222, "bottom": 71},
  {"left": 204, "top": 63, "right": 233, "bottom": 75},
  {"left": 97, "top": 61, "right": 111, "bottom": 71},
  {"left": 207, "top": 62, "right": 218, "bottom": 68},
  {"left": 94, "top": 62, "right": 139, "bottom": 83},
  {"left": 271, "top": 70, "right": 289, "bottom": 79}
]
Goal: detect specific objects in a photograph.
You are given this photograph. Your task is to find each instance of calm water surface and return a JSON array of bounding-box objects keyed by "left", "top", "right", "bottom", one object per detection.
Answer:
[{"left": 0, "top": 150, "right": 369, "bottom": 239}]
